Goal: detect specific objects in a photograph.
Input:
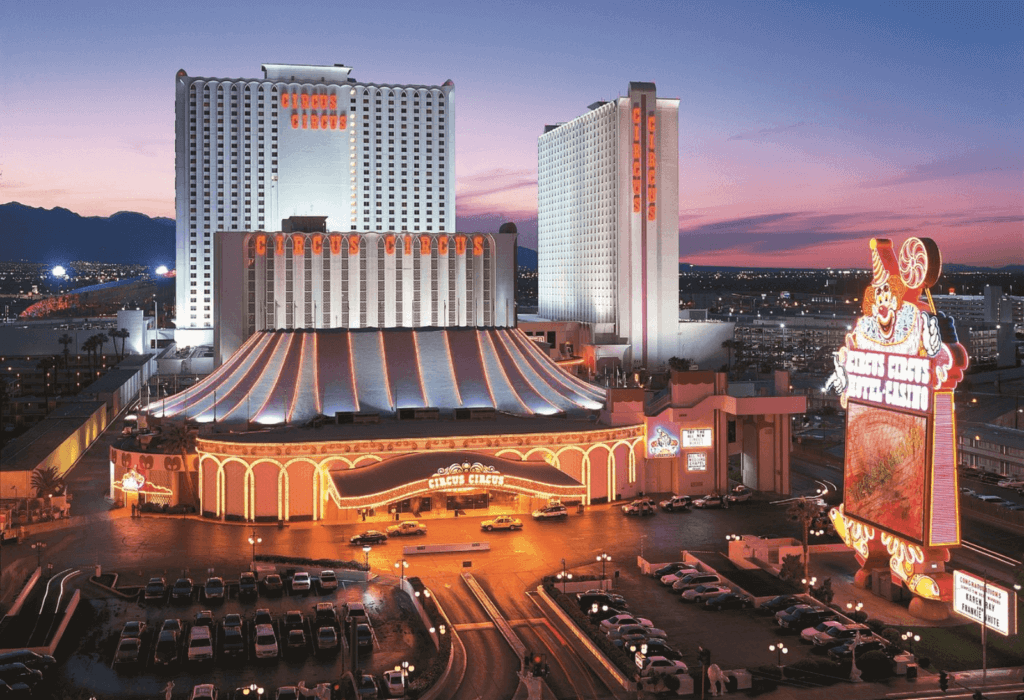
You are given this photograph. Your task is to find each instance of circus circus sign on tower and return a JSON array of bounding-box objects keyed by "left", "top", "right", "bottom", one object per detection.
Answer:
[{"left": 826, "top": 237, "right": 969, "bottom": 620}]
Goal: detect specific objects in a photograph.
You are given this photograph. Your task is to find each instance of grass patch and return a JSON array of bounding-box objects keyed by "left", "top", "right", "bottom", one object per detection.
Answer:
[{"left": 900, "top": 623, "right": 1022, "bottom": 672}]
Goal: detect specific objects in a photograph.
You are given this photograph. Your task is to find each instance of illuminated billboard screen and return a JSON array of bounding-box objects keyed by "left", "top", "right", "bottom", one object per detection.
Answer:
[
  {"left": 682, "top": 429, "right": 713, "bottom": 448},
  {"left": 647, "top": 425, "right": 679, "bottom": 458},
  {"left": 844, "top": 401, "right": 928, "bottom": 543}
]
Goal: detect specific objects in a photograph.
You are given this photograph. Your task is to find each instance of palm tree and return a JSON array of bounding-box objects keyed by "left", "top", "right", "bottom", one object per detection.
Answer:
[
  {"left": 162, "top": 422, "right": 199, "bottom": 508},
  {"left": 31, "top": 465, "right": 66, "bottom": 498},
  {"left": 81, "top": 337, "right": 97, "bottom": 380},
  {"left": 57, "top": 333, "right": 74, "bottom": 392},
  {"left": 110, "top": 328, "right": 130, "bottom": 360},
  {"left": 35, "top": 357, "right": 57, "bottom": 408},
  {"left": 95, "top": 333, "right": 109, "bottom": 370},
  {"left": 786, "top": 496, "right": 825, "bottom": 592},
  {"left": 721, "top": 339, "right": 737, "bottom": 374}
]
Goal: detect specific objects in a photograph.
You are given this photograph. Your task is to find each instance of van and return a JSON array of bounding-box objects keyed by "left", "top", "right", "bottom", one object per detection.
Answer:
[{"left": 187, "top": 626, "right": 214, "bottom": 663}]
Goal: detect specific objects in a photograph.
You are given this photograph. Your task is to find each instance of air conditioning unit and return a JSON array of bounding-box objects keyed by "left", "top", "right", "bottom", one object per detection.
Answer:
[
  {"left": 454, "top": 407, "right": 496, "bottom": 421},
  {"left": 335, "top": 411, "right": 381, "bottom": 424},
  {"left": 397, "top": 407, "right": 440, "bottom": 421}
]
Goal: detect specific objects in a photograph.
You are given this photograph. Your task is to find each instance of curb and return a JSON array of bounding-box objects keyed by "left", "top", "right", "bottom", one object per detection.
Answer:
[{"left": 419, "top": 592, "right": 466, "bottom": 700}]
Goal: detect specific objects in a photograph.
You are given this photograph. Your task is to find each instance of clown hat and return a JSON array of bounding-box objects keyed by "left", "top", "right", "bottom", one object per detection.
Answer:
[{"left": 869, "top": 239, "right": 899, "bottom": 286}]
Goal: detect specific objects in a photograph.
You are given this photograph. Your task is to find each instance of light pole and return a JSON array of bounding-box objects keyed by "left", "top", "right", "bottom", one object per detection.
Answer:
[
  {"left": 248, "top": 529, "right": 262, "bottom": 569},
  {"left": 31, "top": 541, "right": 47, "bottom": 569},
  {"left": 846, "top": 599, "right": 865, "bottom": 622},
  {"left": 394, "top": 660, "right": 415, "bottom": 691},
  {"left": 362, "top": 545, "right": 371, "bottom": 570},
  {"left": 901, "top": 631, "right": 920, "bottom": 657},
  {"left": 801, "top": 576, "right": 818, "bottom": 592},
  {"left": 394, "top": 558, "right": 408, "bottom": 584},
  {"left": 556, "top": 558, "right": 572, "bottom": 594},
  {"left": 769, "top": 642, "right": 788, "bottom": 672},
  {"left": 241, "top": 684, "right": 264, "bottom": 696},
  {"left": 596, "top": 553, "right": 611, "bottom": 582}
]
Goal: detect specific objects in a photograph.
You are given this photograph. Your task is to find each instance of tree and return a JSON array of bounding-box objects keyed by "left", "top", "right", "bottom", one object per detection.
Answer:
[
  {"left": 110, "top": 328, "right": 130, "bottom": 361},
  {"left": 94, "top": 333, "right": 109, "bottom": 369},
  {"left": 786, "top": 496, "right": 825, "bottom": 591},
  {"left": 162, "top": 422, "right": 199, "bottom": 508},
  {"left": 722, "top": 339, "right": 736, "bottom": 373},
  {"left": 81, "top": 337, "right": 97, "bottom": 379},
  {"left": 668, "top": 357, "right": 696, "bottom": 372},
  {"left": 57, "top": 333, "right": 74, "bottom": 392},
  {"left": 31, "top": 465, "right": 66, "bottom": 498},
  {"left": 35, "top": 357, "right": 57, "bottom": 408},
  {"left": 779, "top": 553, "right": 804, "bottom": 584}
]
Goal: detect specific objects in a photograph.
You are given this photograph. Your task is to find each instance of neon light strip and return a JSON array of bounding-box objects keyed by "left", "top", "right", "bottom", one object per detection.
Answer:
[
  {"left": 249, "top": 333, "right": 291, "bottom": 423},
  {"left": 470, "top": 330, "right": 498, "bottom": 408},
  {"left": 214, "top": 333, "right": 280, "bottom": 422},
  {"left": 157, "top": 331, "right": 266, "bottom": 416},
  {"left": 378, "top": 330, "right": 395, "bottom": 411},
  {"left": 479, "top": 329, "right": 530, "bottom": 413},
  {"left": 312, "top": 331, "right": 323, "bottom": 416},
  {"left": 412, "top": 331, "right": 430, "bottom": 408},
  {"left": 492, "top": 330, "right": 561, "bottom": 413},
  {"left": 505, "top": 329, "right": 605, "bottom": 406},
  {"left": 287, "top": 332, "right": 309, "bottom": 423},
  {"left": 442, "top": 330, "right": 463, "bottom": 406},
  {"left": 348, "top": 331, "right": 360, "bottom": 411}
]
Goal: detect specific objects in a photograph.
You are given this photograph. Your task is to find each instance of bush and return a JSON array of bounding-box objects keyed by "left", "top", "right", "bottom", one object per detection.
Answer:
[
  {"left": 541, "top": 573, "right": 606, "bottom": 585},
  {"left": 857, "top": 650, "right": 894, "bottom": 680},
  {"left": 253, "top": 553, "right": 366, "bottom": 571},
  {"left": 786, "top": 657, "right": 845, "bottom": 684},
  {"left": 879, "top": 627, "right": 904, "bottom": 648},
  {"left": 749, "top": 664, "right": 781, "bottom": 691},
  {"left": 405, "top": 576, "right": 453, "bottom": 695},
  {"left": 864, "top": 618, "right": 887, "bottom": 633},
  {"left": 544, "top": 584, "right": 636, "bottom": 678}
]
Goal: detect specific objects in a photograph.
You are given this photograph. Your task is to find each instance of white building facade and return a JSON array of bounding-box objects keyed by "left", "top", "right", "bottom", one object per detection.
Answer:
[
  {"left": 174, "top": 63, "right": 455, "bottom": 345},
  {"left": 214, "top": 224, "right": 518, "bottom": 363},
  {"left": 537, "top": 82, "right": 679, "bottom": 369}
]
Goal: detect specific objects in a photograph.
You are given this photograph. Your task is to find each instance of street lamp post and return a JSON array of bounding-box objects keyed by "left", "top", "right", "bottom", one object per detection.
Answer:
[
  {"left": 900, "top": 631, "right": 920, "bottom": 657},
  {"left": 596, "top": 553, "right": 611, "bottom": 582},
  {"left": 247, "top": 529, "right": 262, "bottom": 570},
  {"left": 846, "top": 599, "right": 865, "bottom": 622},
  {"left": 241, "top": 684, "right": 264, "bottom": 696},
  {"left": 769, "top": 642, "right": 788, "bottom": 676},
  {"left": 556, "top": 558, "right": 572, "bottom": 594},
  {"left": 31, "top": 541, "right": 47, "bottom": 570},
  {"left": 362, "top": 545, "right": 371, "bottom": 571},
  {"left": 394, "top": 558, "right": 408, "bottom": 584},
  {"left": 395, "top": 660, "right": 415, "bottom": 691}
]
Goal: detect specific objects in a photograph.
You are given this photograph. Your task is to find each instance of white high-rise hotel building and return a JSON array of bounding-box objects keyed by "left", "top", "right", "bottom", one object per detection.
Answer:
[
  {"left": 538, "top": 82, "right": 679, "bottom": 369},
  {"left": 174, "top": 63, "right": 455, "bottom": 344}
]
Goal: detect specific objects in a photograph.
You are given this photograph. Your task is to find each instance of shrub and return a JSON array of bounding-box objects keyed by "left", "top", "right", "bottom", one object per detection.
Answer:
[
  {"left": 545, "top": 585, "right": 636, "bottom": 678},
  {"left": 253, "top": 553, "right": 366, "bottom": 571},
  {"left": 857, "top": 650, "right": 894, "bottom": 681},
  {"left": 406, "top": 576, "right": 452, "bottom": 695},
  {"left": 879, "top": 627, "right": 904, "bottom": 648},
  {"left": 864, "top": 618, "right": 887, "bottom": 633}
]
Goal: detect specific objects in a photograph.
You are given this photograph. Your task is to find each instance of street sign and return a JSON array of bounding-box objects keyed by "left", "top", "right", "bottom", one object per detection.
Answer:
[{"left": 953, "top": 570, "right": 1017, "bottom": 636}]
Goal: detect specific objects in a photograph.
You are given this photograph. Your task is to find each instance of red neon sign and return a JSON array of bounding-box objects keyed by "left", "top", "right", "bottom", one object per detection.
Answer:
[{"left": 280, "top": 90, "right": 347, "bottom": 131}]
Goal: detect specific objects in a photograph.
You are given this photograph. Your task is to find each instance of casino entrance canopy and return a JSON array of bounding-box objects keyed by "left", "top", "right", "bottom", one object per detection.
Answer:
[{"left": 326, "top": 450, "right": 586, "bottom": 510}]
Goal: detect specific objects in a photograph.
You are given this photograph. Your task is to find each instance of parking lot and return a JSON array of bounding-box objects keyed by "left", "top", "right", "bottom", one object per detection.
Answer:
[{"left": 51, "top": 568, "right": 435, "bottom": 699}]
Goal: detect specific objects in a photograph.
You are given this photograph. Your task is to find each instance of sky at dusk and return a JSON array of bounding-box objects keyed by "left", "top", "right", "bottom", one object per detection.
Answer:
[{"left": 1, "top": 0, "right": 1021, "bottom": 268}]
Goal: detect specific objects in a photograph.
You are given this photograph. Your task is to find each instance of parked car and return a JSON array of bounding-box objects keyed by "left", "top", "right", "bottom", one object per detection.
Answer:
[
  {"left": 705, "top": 592, "right": 754, "bottom": 611},
  {"left": 291, "top": 572, "right": 312, "bottom": 592},
  {"left": 775, "top": 604, "right": 814, "bottom": 621},
  {"left": 997, "top": 478, "right": 1024, "bottom": 488},
  {"left": 625, "top": 638, "right": 682, "bottom": 661},
  {"left": 622, "top": 498, "right": 656, "bottom": 516},
  {"left": 607, "top": 623, "right": 668, "bottom": 641},
  {"left": 190, "top": 685, "right": 218, "bottom": 700},
  {"left": 576, "top": 591, "right": 628, "bottom": 612},
  {"left": 144, "top": 576, "right": 167, "bottom": 600},
  {"left": 651, "top": 562, "right": 691, "bottom": 578},
  {"left": 187, "top": 626, "right": 214, "bottom": 663},
  {"left": 356, "top": 674, "right": 380, "bottom": 698},
  {"left": 355, "top": 623, "right": 373, "bottom": 652},
  {"left": 315, "top": 626, "right": 339, "bottom": 655},
  {"left": 658, "top": 495, "right": 691, "bottom": 512},
  {"left": 600, "top": 614, "right": 655, "bottom": 631},
  {"left": 203, "top": 577, "right": 225, "bottom": 602},
  {"left": 386, "top": 521, "right": 428, "bottom": 536},
  {"left": 758, "top": 595, "right": 802, "bottom": 615},
  {"left": 640, "top": 656, "right": 688, "bottom": 677},
  {"left": 801, "top": 620, "right": 843, "bottom": 643},
  {"left": 346, "top": 602, "right": 368, "bottom": 627},
  {"left": 532, "top": 504, "right": 569, "bottom": 519},
  {"left": 254, "top": 623, "right": 279, "bottom": 660},
  {"left": 153, "top": 630, "right": 180, "bottom": 667},
  {"left": 481, "top": 516, "right": 523, "bottom": 531},
  {"left": 221, "top": 626, "right": 246, "bottom": 661},
  {"left": 114, "top": 637, "right": 143, "bottom": 666},
  {"left": 284, "top": 629, "right": 307, "bottom": 656},
  {"left": 318, "top": 570, "right": 339, "bottom": 592},
  {"left": 660, "top": 569, "right": 699, "bottom": 586},
  {"left": 238, "top": 572, "right": 259, "bottom": 600},
  {"left": 171, "top": 578, "right": 194, "bottom": 602},
  {"left": 692, "top": 494, "right": 724, "bottom": 509},
  {"left": 263, "top": 574, "right": 284, "bottom": 595},
  {"left": 779, "top": 607, "right": 833, "bottom": 630},
  {"left": 350, "top": 530, "right": 388, "bottom": 545},
  {"left": 588, "top": 605, "right": 628, "bottom": 623},
  {"left": 283, "top": 610, "right": 305, "bottom": 633},
  {"left": 813, "top": 624, "right": 871, "bottom": 648},
  {"left": 959, "top": 487, "right": 977, "bottom": 497},
  {"left": 0, "top": 651, "right": 55, "bottom": 672},
  {"left": 724, "top": 485, "right": 754, "bottom": 504},
  {"left": 275, "top": 688, "right": 298, "bottom": 700},
  {"left": 314, "top": 602, "right": 340, "bottom": 629},
  {"left": 194, "top": 610, "right": 215, "bottom": 629},
  {"left": 161, "top": 618, "right": 185, "bottom": 636},
  {"left": 254, "top": 608, "right": 275, "bottom": 628},
  {"left": 222, "top": 613, "right": 243, "bottom": 631},
  {"left": 827, "top": 638, "right": 890, "bottom": 662},
  {"left": 672, "top": 573, "right": 722, "bottom": 592},
  {"left": 681, "top": 584, "right": 732, "bottom": 603},
  {"left": 0, "top": 664, "right": 42, "bottom": 688},
  {"left": 120, "top": 620, "right": 147, "bottom": 640}
]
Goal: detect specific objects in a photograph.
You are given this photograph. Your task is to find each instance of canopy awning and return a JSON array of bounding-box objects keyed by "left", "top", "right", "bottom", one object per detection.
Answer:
[{"left": 326, "top": 451, "right": 585, "bottom": 510}]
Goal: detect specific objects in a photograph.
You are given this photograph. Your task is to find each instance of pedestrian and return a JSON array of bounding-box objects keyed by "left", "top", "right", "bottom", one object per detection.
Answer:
[
  {"left": 361, "top": 509, "right": 366, "bottom": 522},
  {"left": 394, "top": 510, "right": 400, "bottom": 522}
]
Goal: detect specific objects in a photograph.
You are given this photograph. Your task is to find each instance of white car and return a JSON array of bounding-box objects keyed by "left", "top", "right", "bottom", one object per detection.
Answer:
[
  {"left": 600, "top": 614, "right": 654, "bottom": 631},
  {"left": 659, "top": 569, "right": 699, "bottom": 586},
  {"left": 532, "top": 504, "right": 569, "bottom": 519},
  {"left": 681, "top": 584, "right": 732, "bottom": 602},
  {"left": 672, "top": 573, "right": 722, "bottom": 592},
  {"left": 387, "top": 521, "right": 428, "bottom": 536},
  {"left": 318, "top": 570, "right": 339, "bottom": 591},
  {"left": 254, "top": 623, "right": 278, "bottom": 659},
  {"left": 186, "top": 626, "right": 214, "bottom": 663},
  {"left": 291, "top": 571, "right": 311, "bottom": 591},
  {"left": 801, "top": 619, "right": 843, "bottom": 643},
  {"left": 997, "top": 478, "right": 1024, "bottom": 488},
  {"left": 607, "top": 623, "right": 668, "bottom": 640},
  {"left": 190, "top": 685, "right": 218, "bottom": 700},
  {"left": 481, "top": 516, "right": 523, "bottom": 531},
  {"left": 382, "top": 669, "right": 408, "bottom": 697},
  {"left": 641, "top": 656, "right": 688, "bottom": 677}
]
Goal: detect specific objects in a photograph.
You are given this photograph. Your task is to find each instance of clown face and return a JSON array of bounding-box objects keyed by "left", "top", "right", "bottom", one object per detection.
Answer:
[{"left": 872, "top": 280, "right": 897, "bottom": 339}]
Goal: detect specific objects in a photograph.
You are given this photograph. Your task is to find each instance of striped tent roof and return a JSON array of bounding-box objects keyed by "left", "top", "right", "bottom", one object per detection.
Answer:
[{"left": 151, "top": 327, "right": 606, "bottom": 425}]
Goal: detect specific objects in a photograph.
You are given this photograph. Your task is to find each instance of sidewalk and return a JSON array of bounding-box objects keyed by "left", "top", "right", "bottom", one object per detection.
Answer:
[{"left": 755, "top": 666, "right": 1023, "bottom": 700}]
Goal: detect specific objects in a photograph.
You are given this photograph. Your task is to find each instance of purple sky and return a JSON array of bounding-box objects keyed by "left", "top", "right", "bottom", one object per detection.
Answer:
[{"left": 1, "top": 0, "right": 1020, "bottom": 267}]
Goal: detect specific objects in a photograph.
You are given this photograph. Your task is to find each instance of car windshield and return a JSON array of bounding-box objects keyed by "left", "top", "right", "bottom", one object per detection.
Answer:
[
  {"left": 190, "top": 638, "right": 211, "bottom": 648},
  {"left": 257, "top": 634, "right": 275, "bottom": 645},
  {"left": 120, "top": 639, "right": 139, "bottom": 650}
]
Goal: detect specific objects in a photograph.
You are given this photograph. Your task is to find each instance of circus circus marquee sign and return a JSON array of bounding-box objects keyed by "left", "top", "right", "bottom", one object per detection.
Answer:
[
  {"left": 428, "top": 462, "right": 506, "bottom": 490},
  {"left": 826, "top": 237, "right": 968, "bottom": 615}
]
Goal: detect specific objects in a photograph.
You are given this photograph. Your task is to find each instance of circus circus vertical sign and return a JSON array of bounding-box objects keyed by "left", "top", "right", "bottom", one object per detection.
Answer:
[{"left": 826, "top": 238, "right": 968, "bottom": 613}]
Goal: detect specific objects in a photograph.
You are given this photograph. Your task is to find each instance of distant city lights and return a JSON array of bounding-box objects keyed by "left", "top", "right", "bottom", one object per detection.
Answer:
[
  {"left": 155, "top": 265, "right": 169, "bottom": 276},
  {"left": 52, "top": 265, "right": 66, "bottom": 277}
]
